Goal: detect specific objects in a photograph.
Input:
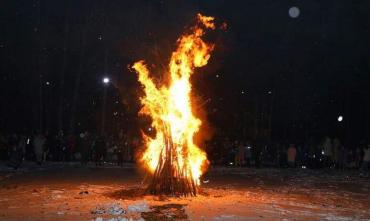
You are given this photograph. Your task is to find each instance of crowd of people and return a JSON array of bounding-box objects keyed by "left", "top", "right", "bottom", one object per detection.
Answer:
[
  {"left": 206, "top": 136, "right": 370, "bottom": 177},
  {"left": 0, "top": 130, "right": 139, "bottom": 169},
  {"left": 0, "top": 131, "right": 369, "bottom": 177}
]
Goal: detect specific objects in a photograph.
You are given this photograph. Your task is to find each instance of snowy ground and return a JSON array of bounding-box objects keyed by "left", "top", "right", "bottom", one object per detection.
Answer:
[{"left": 0, "top": 162, "right": 369, "bottom": 221}]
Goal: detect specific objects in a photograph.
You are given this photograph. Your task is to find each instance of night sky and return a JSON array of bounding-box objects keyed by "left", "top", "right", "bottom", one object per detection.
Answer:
[{"left": 1, "top": 1, "right": 370, "bottom": 145}]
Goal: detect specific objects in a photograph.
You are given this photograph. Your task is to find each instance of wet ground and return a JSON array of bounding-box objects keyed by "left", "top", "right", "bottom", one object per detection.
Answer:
[{"left": 0, "top": 162, "right": 369, "bottom": 221}]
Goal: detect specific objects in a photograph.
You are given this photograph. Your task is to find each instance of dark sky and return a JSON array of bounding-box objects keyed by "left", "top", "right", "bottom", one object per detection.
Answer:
[{"left": 1, "top": 1, "right": 370, "bottom": 144}]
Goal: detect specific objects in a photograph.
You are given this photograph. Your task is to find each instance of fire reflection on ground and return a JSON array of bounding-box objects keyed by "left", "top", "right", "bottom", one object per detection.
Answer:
[{"left": 0, "top": 164, "right": 369, "bottom": 220}]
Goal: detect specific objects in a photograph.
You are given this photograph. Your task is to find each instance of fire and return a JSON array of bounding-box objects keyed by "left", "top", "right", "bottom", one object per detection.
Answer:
[{"left": 132, "top": 13, "right": 216, "bottom": 195}]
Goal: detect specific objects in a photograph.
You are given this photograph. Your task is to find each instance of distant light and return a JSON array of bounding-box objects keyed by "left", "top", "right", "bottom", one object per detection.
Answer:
[
  {"left": 113, "top": 112, "right": 118, "bottom": 116},
  {"left": 247, "top": 146, "right": 251, "bottom": 149},
  {"left": 241, "top": 90, "right": 245, "bottom": 94},
  {"left": 268, "top": 91, "right": 272, "bottom": 94},
  {"left": 289, "top": 6, "right": 300, "bottom": 18},
  {"left": 216, "top": 74, "right": 220, "bottom": 78},
  {"left": 338, "top": 115, "right": 343, "bottom": 122},
  {"left": 98, "top": 35, "right": 102, "bottom": 40},
  {"left": 321, "top": 151, "right": 325, "bottom": 155},
  {"left": 148, "top": 127, "right": 152, "bottom": 132},
  {"left": 46, "top": 81, "right": 50, "bottom": 85},
  {"left": 27, "top": 138, "right": 30, "bottom": 145},
  {"left": 301, "top": 165, "right": 306, "bottom": 169},
  {"left": 229, "top": 162, "right": 233, "bottom": 165},
  {"left": 103, "top": 77, "right": 110, "bottom": 84}
]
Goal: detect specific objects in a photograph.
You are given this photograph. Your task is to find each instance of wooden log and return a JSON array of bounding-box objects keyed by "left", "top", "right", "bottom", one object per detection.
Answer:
[{"left": 146, "top": 122, "right": 197, "bottom": 196}]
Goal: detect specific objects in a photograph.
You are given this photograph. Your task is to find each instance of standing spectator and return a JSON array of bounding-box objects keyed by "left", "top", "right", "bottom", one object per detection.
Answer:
[
  {"left": 347, "top": 148, "right": 356, "bottom": 168},
  {"left": 278, "top": 145, "right": 287, "bottom": 168},
  {"left": 287, "top": 144, "right": 297, "bottom": 168},
  {"left": 8, "top": 134, "right": 19, "bottom": 155},
  {"left": 43, "top": 132, "right": 51, "bottom": 162},
  {"left": 123, "top": 135, "right": 131, "bottom": 162},
  {"left": 106, "top": 137, "right": 116, "bottom": 162},
  {"left": 90, "top": 134, "right": 97, "bottom": 161},
  {"left": 8, "top": 134, "right": 24, "bottom": 169},
  {"left": 333, "top": 137, "right": 341, "bottom": 169},
  {"left": 235, "top": 141, "right": 245, "bottom": 167},
  {"left": 233, "top": 141, "right": 242, "bottom": 167},
  {"left": 355, "top": 146, "right": 363, "bottom": 168},
  {"left": 117, "top": 131, "right": 125, "bottom": 166},
  {"left": 253, "top": 138, "right": 262, "bottom": 168},
  {"left": 238, "top": 142, "right": 246, "bottom": 166},
  {"left": 322, "top": 137, "right": 333, "bottom": 168},
  {"left": 296, "top": 144, "right": 303, "bottom": 167},
  {"left": 337, "top": 145, "right": 347, "bottom": 170},
  {"left": 116, "top": 141, "right": 124, "bottom": 166},
  {"left": 130, "top": 136, "right": 140, "bottom": 162},
  {"left": 94, "top": 135, "right": 106, "bottom": 166},
  {"left": 66, "top": 134, "right": 76, "bottom": 161},
  {"left": 48, "top": 134, "right": 57, "bottom": 161},
  {"left": 360, "top": 144, "right": 370, "bottom": 178},
  {"left": 244, "top": 142, "right": 252, "bottom": 167},
  {"left": 33, "top": 133, "right": 46, "bottom": 165},
  {"left": 0, "top": 133, "right": 8, "bottom": 160},
  {"left": 18, "top": 135, "right": 27, "bottom": 158},
  {"left": 25, "top": 135, "right": 34, "bottom": 160},
  {"left": 57, "top": 131, "right": 67, "bottom": 162},
  {"left": 80, "top": 131, "right": 91, "bottom": 165}
]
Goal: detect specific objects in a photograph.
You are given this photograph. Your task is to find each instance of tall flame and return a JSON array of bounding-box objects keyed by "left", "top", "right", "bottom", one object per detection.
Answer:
[{"left": 132, "top": 14, "right": 215, "bottom": 187}]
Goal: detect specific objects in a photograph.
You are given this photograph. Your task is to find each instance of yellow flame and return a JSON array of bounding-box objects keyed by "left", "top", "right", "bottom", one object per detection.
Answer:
[{"left": 132, "top": 13, "right": 215, "bottom": 185}]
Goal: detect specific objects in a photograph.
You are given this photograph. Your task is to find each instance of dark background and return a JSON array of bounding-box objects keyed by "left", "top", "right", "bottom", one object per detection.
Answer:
[{"left": 1, "top": 0, "right": 369, "bottom": 145}]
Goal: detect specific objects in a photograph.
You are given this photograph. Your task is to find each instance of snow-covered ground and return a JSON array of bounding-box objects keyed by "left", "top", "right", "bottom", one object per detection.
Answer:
[{"left": 0, "top": 162, "right": 369, "bottom": 221}]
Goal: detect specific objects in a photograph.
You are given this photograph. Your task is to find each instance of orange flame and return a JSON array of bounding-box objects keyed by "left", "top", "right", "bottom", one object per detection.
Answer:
[{"left": 132, "top": 13, "right": 215, "bottom": 186}]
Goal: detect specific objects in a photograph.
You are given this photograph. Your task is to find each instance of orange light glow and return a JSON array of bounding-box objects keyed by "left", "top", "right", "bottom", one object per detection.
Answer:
[{"left": 132, "top": 13, "right": 216, "bottom": 187}]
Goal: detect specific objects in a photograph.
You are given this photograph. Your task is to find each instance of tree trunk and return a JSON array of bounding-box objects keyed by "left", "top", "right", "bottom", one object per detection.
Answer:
[
  {"left": 69, "top": 6, "right": 92, "bottom": 134},
  {"left": 57, "top": 2, "right": 70, "bottom": 133},
  {"left": 101, "top": 48, "right": 108, "bottom": 135},
  {"left": 35, "top": 0, "right": 49, "bottom": 133}
]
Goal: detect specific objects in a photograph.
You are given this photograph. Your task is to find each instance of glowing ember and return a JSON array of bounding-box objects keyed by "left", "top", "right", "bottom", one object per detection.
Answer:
[{"left": 132, "top": 13, "right": 216, "bottom": 196}]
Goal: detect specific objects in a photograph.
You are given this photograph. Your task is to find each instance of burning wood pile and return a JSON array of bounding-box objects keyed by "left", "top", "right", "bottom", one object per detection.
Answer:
[{"left": 132, "top": 14, "right": 217, "bottom": 196}]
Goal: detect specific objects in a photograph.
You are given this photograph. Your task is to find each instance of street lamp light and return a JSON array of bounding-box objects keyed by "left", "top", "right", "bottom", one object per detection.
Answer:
[
  {"left": 103, "top": 77, "right": 110, "bottom": 84},
  {"left": 337, "top": 115, "right": 343, "bottom": 122}
]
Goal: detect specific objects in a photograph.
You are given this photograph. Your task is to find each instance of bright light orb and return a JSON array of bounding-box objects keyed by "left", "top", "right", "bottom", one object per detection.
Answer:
[
  {"left": 103, "top": 77, "right": 110, "bottom": 84},
  {"left": 338, "top": 115, "right": 343, "bottom": 122},
  {"left": 289, "top": 6, "right": 300, "bottom": 18}
]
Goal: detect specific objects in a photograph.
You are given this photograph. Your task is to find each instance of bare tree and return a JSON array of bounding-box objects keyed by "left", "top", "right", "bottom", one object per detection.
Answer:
[
  {"left": 57, "top": 2, "right": 70, "bottom": 133},
  {"left": 69, "top": 3, "right": 93, "bottom": 134},
  {"left": 34, "top": 0, "right": 49, "bottom": 133}
]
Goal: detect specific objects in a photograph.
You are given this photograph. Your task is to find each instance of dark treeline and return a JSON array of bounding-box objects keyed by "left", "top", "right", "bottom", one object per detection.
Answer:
[{"left": 1, "top": 1, "right": 370, "bottom": 148}]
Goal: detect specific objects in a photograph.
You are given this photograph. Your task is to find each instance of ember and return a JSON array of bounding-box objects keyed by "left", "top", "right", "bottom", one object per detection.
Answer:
[{"left": 132, "top": 13, "right": 216, "bottom": 196}]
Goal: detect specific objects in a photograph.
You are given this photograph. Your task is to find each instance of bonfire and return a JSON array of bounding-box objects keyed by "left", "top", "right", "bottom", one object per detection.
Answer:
[{"left": 132, "top": 14, "right": 216, "bottom": 196}]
